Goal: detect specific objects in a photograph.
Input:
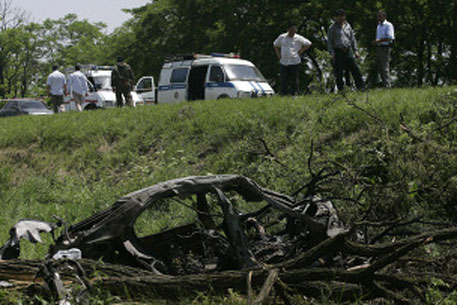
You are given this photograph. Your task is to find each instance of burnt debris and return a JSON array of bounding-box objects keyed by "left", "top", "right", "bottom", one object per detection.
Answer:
[
  {"left": 47, "top": 175, "right": 346, "bottom": 274},
  {"left": 2, "top": 175, "right": 457, "bottom": 304}
]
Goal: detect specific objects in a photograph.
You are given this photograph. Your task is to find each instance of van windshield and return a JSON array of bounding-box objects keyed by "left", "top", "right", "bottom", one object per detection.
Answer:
[
  {"left": 89, "top": 75, "right": 111, "bottom": 90},
  {"left": 225, "top": 65, "right": 266, "bottom": 82}
]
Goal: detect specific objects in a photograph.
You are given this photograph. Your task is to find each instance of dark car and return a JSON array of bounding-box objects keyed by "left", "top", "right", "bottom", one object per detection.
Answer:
[{"left": 0, "top": 99, "right": 53, "bottom": 117}]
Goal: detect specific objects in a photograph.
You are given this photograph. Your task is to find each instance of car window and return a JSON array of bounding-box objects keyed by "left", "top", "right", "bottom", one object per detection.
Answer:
[
  {"left": 3, "top": 101, "right": 18, "bottom": 111},
  {"left": 21, "top": 101, "right": 47, "bottom": 110},
  {"left": 170, "top": 68, "right": 189, "bottom": 83},
  {"left": 137, "top": 78, "right": 153, "bottom": 90},
  {"left": 209, "top": 66, "right": 224, "bottom": 82},
  {"left": 92, "top": 76, "right": 111, "bottom": 89},
  {"left": 225, "top": 65, "right": 266, "bottom": 82}
]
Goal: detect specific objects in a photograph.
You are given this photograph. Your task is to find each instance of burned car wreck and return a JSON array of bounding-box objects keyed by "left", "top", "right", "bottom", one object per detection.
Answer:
[
  {"left": 51, "top": 175, "right": 346, "bottom": 274},
  {"left": 1, "top": 175, "right": 345, "bottom": 274}
]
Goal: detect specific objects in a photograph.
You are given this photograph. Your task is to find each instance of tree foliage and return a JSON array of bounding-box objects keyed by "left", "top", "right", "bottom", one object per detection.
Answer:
[
  {"left": 118, "top": 0, "right": 457, "bottom": 91},
  {"left": 41, "top": 14, "right": 109, "bottom": 67},
  {"left": 1, "top": 0, "right": 457, "bottom": 97}
]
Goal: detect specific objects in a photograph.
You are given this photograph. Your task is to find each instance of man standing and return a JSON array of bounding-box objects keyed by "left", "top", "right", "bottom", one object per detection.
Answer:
[
  {"left": 111, "top": 56, "right": 135, "bottom": 107},
  {"left": 373, "top": 10, "right": 395, "bottom": 88},
  {"left": 47, "top": 64, "right": 67, "bottom": 113},
  {"left": 328, "top": 9, "right": 365, "bottom": 92},
  {"left": 68, "top": 63, "right": 89, "bottom": 112},
  {"left": 273, "top": 25, "right": 312, "bottom": 96}
]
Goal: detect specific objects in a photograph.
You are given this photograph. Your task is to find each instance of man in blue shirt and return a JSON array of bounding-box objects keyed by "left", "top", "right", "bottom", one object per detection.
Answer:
[{"left": 373, "top": 10, "right": 395, "bottom": 88}]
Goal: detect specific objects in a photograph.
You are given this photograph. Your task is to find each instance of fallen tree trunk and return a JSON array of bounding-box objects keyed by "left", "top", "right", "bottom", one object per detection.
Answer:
[
  {"left": 0, "top": 259, "right": 427, "bottom": 304},
  {"left": 0, "top": 259, "right": 365, "bottom": 302},
  {"left": 1, "top": 225, "right": 456, "bottom": 304}
]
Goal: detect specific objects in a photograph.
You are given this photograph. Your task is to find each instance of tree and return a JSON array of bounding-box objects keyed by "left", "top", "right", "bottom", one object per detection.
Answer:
[
  {"left": 41, "top": 14, "right": 110, "bottom": 68},
  {"left": 0, "top": 0, "right": 28, "bottom": 97},
  {"left": 117, "top": 0, "right": 457, "bottom": 91}
]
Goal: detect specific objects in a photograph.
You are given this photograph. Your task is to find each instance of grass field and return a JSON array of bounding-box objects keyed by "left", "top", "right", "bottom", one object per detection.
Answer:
[{"left": 1, "top": 87, "right": 457, "bottom": 303}]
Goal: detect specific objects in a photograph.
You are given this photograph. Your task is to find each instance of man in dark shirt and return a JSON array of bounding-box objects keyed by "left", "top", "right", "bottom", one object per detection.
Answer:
[{"left": 328, "top": 9, "right": 365, "bottom": 92}]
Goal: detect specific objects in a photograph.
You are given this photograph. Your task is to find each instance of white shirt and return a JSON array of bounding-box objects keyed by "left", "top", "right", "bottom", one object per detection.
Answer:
[
  {"left": 376, "top": 20, "right": 395, "bottom": 46},
  {"left": 274, "top": 33, "right": 312, "bottom": 66},
  {"left": 68, "top": 71, "right": 89, "bottom": 95},
  {"left": 47, "top": 70, "right": 66, "bottom": 95}
]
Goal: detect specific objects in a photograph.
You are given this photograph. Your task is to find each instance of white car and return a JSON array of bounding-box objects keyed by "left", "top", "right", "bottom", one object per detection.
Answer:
[
  {"left": 144, "top": 53, "right": 274, "bottom": 104},
  {"left": 65, "top": 65, "right": 143, "bottom": 111}
]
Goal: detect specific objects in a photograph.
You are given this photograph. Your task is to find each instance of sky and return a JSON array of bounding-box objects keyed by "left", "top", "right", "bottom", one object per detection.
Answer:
[{"left": 11, "top": 0, "right": 151, "bottom": 33}]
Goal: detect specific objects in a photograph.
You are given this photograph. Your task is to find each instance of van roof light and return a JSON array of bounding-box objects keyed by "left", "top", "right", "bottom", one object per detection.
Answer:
[
  {"left": 193, "top": 54, "right": 212, "bottom": 59},
  {"left": 210, "top": 52, "right": 240, "bottom": 58},
  {"left": 165, "top": 53, "right": 241, "bottom": 63}
]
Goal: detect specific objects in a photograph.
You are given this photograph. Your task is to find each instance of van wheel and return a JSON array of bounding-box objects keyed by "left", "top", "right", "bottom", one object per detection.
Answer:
[
  {"left": 84, "top": 104, "right": 98, "bottom": 111},
  {"left": 217, "top": 94, "right": 230, "bottom": 100}
]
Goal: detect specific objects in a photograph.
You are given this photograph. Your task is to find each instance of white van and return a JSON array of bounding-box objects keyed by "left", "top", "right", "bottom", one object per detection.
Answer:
[
  {"left": 64, "top": 65, "right": 143, "bottom": 111},
  {"left": 152, "top": 54, "right": 274, "bottom": 103}
]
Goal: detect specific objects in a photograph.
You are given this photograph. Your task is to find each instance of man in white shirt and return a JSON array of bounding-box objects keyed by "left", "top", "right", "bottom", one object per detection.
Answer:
[
  {"left": 372, "top": 10, "right": 395, "bottom": 88},
  {"left": 47, "top": 64, "right": 67, "bottom": 113},
  {"left": 68, "top": 63, "right": 89, "bottom": 112},
  {"left": 273, "top": 25, "right": 312, "bottom": 96}
]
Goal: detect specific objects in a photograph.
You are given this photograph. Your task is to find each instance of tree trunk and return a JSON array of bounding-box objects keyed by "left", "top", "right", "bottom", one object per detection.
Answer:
[{"left": 416, "top": 39, "right": 425, "bottom": 87}]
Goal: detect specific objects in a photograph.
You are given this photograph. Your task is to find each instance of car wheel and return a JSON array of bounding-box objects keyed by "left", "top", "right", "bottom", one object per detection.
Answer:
[
  {"left": 217, "top": 94, "right": 230, "bottom": 100},
  {"left": 84, "top": 104, "right": 98, "bottom": 111}
]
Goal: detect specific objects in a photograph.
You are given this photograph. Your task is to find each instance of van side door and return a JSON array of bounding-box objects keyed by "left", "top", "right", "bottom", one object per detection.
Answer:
[{"left": 188, "top": 65, "right": 208, "bottom": 101}]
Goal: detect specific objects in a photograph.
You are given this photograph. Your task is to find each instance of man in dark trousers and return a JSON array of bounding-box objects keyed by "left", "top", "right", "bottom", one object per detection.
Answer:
[
  {"left": 328, "top": 9, "right": 365, "bottom": 92},
  {"left": 111, "top": 56, "right": 135, "bottom": 107},
  {"left": 274, "top": 25, "right": 312, "bottom": 96},
  {"left": 47, "top": 64, "right": 67, "bottom": 113},
  {"left": 372, "top": 10, "right": 395, "bottom": 88}
]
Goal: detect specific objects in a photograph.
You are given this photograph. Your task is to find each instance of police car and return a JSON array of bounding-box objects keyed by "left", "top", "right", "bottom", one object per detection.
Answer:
[
  {"left": 64, "top": 65, "right": 143, "bottom": 111},
  {"left": 153, "top": 53, "right": 274, "bottom": 103}
]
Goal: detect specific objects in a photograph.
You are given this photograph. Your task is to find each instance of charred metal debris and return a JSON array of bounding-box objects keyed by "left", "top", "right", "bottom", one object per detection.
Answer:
[{"left": 1, "top": 175, "right": 345, "bottom": 273}]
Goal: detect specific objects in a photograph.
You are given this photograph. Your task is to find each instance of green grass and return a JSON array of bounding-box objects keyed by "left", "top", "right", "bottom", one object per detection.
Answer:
[{"left": 1, "top": 87, "right": 457, "bottom": 303}]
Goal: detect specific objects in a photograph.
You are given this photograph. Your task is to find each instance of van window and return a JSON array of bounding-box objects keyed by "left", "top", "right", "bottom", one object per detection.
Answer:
[
  {"left": 209, "top": 66, "right": 224, "bottom": 83},
  {"left": 137, "top": 78, "right": 153, "bottom": 90},
  {"left": 225, "top": 65, "right": 266, "bottom": 82},
  {"left": 170, "top": 68, "right": 189, "bottom": 83},
  {"left": 88, "top": 75, "right": 111, "bottom": 90}
]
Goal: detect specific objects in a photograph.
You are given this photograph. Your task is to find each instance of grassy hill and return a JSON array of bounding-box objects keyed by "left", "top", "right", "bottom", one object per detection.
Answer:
[
  {"left": 2, "top": 87, "right": 457, "bottom": 304},
  {"left": 1, "top": 87, "right": 457, "bottom": 260}
]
